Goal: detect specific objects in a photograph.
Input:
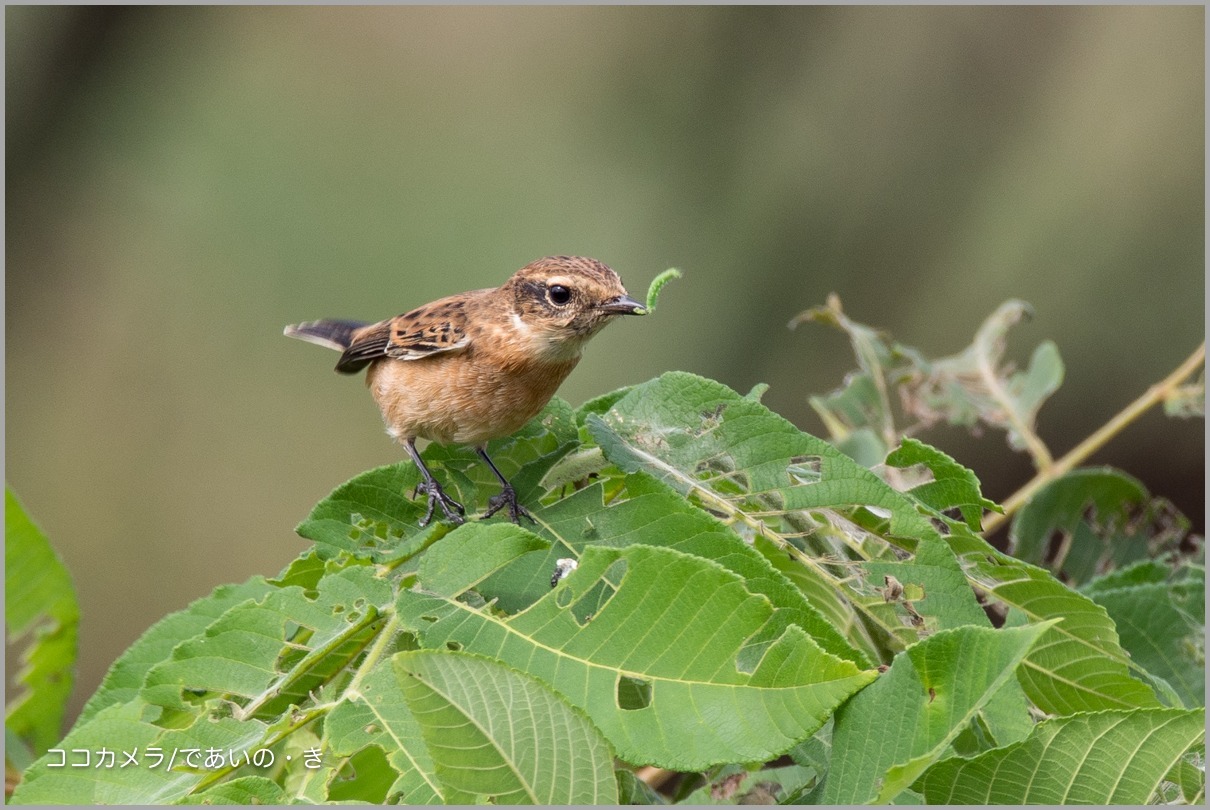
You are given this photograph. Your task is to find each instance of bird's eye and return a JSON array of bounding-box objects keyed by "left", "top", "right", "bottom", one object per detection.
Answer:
[{"left": 547, "top": 285, "right": 572, "bottom": 306}]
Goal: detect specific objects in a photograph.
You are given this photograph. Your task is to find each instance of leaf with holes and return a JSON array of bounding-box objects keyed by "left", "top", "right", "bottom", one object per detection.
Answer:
[
  {"left": 397, "top": 530, "right": 876, "bottom": 769},
  {"left": 885, "top": 438, "right": 1000, "bottom": 531},
  {"left": 823, "top": 622, "right": 1051, "bottom": 804},
  {"left": 141, "top": 565, "right": 392, "bottom": 717},
  {"left": 586, "top": 371, "right": 938, "bottom": 545},
  {"left": 6, "top": 488, "right": 80, "bottom": 756},
  {"left": 897, "top": 299, "right": 1064, "bottom": 456},
  {"left": 322, "top": 661, "right": 443, "bottom": 804},
  {"left": 463, "top": 471, "right": 866, "bottom": 668},
  {"left": 1010, "top": 467, "right": 1193, "bottom": 585},
  {"left": 948, "top": 528, "right": 1163, "bottom": 714},
  {"left": 11, "top": 700, "right": 272, "bottom": 804}
]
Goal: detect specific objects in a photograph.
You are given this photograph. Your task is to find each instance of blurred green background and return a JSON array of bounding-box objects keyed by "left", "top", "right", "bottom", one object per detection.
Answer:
[{"left": 6, "top": 6, "right": 1204, "bottom": 726}]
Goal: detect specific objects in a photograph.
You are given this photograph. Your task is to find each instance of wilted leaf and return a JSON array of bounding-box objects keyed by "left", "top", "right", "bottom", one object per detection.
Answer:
[
  {"left": 1164, "top": 370, "right": 1204, "bottom": 418},
  {"left": 900, "top": 300, "right": 1063, "bottom": 460}
]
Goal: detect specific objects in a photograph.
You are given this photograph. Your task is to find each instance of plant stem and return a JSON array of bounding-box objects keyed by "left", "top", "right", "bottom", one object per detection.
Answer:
[
  {"left": 983, "top": 342, "right": 1205, "bottom": 535},
  {"left": 346, "top": 612, "right": 400, "bottom": 697}
]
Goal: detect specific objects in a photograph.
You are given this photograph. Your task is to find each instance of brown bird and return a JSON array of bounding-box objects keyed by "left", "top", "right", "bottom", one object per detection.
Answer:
[{"left": 285, "top": 256, "right": 646, "bottom": 526}]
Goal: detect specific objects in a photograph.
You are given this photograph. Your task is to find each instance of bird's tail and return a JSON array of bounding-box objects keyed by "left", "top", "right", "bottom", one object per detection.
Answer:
[{"left": 283, "top": 319, "right": 369, "bottom": 352}]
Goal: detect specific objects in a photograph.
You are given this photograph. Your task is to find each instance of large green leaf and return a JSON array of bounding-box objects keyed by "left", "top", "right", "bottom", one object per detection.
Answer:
[
  {"left": 915, "top": 708, "right": 1206, "bottom": 804},
  {"left": 586, "top": 371, "right": 938, "bottom": 545},
  {"left": 1083, "top": 560, "right": 1205, "bottom": 708},
  {"left": 75, "top": 576, "right": 274, "bottom": 726},
  {"left": 13, "top": 564, "right": 397, "bottom": 804},
  {"left": 178, "top": 776, "right": 287, "bottom": 805},
  {"left": 862, "top": 538, "right": 1034, "bottom": 749},
  {"left": 1009, "top": 467, "right": 1194, "bottom": 585},
  {"left": 394, "top": 650, "right": 618, "bottom": 804},
  {"left": 10, "top": 700, "right": 272, "bottom": 804},
  {"left": 294, "top": 461, "right": 435, "bottom": 562},
  {"left": 469, "top": 471, "right": 866, "bottom": 668},
  {"left": 823, "top": 622, "right": 1050, "bottom": 804},
  {"left": 948, "top": 530, "right": 1163, "bottom": 714},
  {"left": 295, "top": 398, "right": 579, "bottom": 562},
  {"left": 142, "top": 565, "right": 392, "bottom": 717},
  {"left": 5, "top": 488, "right": 80, "bottom": 756},
  {"left": 585, "top": 371, "right": 944, "bottom": 662},
  {"left": 397, "top": 527, "right": 876, "bottom": 769},
  {"left": 322, "top": 660, "right": 443, "bottom": 804}
]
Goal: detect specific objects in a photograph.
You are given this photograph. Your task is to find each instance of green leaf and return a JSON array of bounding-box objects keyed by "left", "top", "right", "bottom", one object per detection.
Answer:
[
  {"left": 948, "top": 530, "right": 1163, "bottom": 714},
  {"left": 862, "top": 539, "right": 1034, "bottom": 748},
  {"left": 397, "top": 529, "right": 876, "bottom": 769},
  {"left": 886, "top": 438, "right": 1001, "bottom": 531},
  {"left": 475, "top": 471, "right": 866, "bottom": 668},
  {"left": 615, "top": 768, "right": 665, "bottom": 804},
  {"left": 585, "top": 371, "right": 954, "bottom": 662},
  {"left": 823, "top": 622, "right": 1050, "bottom": 804},
  {"left": 142, "top": 565, "right": 392, "bottom": 717},
  {"left": 323, "top": 662, "right": 443, "bottom": 804},
  {"left": 915, "top": 708, "right": 1206, "bottom": 804},
  {"left": 899, "top": 300, "right": 1063, "bottom": 456},
  {"left": 394, "top": 649, "right": 619, "bottom": 804},
  {"left": 11, "top": 700, "right": 271, "bottom": 804},
  {"left": 178, "top": 776, "right": 287, "bottom": 805},
  {"left": 6, "top": 488, "right": 80, "bottom": 755},
  {"left": 294, "top": 461, "right": 433, "bottom": 562},
  {"left": 586, "top": 371, "right": 939, "bottom": 545},
  {"left": 1083, "top": 561, "right": 1205, "bottom": 708},
  {"left": 294, "top": 399, "right": 578, "bottom": 562},
  {"left": 1011, "top": 467, "right": 1192, "bottom": 585},
  {"left": 417, "top": 522, "right": 550, "bottom": 597},
  {"left": 75, "top": 576, "right": 274, "bottom": 726}
]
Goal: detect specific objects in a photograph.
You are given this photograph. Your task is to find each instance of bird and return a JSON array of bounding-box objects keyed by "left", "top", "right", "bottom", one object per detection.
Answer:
[{"left": 285, "top": 256, "right": 646, "bottom": 526}]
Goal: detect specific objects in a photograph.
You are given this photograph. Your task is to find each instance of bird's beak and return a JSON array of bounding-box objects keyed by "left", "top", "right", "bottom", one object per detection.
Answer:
[{"left": 598, "top": 294, "right": 647, "bottom": 316}]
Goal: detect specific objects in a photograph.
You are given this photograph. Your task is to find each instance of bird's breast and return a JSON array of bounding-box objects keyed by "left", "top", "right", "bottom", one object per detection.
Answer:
[{"left": 366, "top": 350, "right": 580, "bottom": 446}]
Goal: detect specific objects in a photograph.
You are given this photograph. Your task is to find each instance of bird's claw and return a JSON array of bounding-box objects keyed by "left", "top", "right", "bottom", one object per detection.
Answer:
[
  {"left": 482, "top": 485, "right": 535, "bottom": 525},
  {"left": 415, "top": 481, "right": 466, "bottom": 527}
]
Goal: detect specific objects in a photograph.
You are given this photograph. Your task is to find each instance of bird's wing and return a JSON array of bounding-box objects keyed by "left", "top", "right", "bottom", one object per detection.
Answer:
[{"left": 335, "top": 295, "right": 474, "bottom": 373}]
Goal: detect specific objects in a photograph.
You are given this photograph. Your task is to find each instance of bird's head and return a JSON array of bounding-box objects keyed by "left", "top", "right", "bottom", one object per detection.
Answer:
[{"left": 503, "top": 256, "right": 645, "bottom": 358}]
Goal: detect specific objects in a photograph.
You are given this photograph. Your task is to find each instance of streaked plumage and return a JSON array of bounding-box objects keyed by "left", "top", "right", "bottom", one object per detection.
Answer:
[{"left": 285, "top": 256, "right": 645, "bottom": 525}]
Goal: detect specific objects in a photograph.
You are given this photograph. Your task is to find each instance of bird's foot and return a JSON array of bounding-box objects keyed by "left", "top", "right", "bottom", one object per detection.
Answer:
[
  {"left": 482, "top": 484, "right": 535, "bottom": 525},
  {"left": 414, "top": 481, "right": 466, "bottom": 527}
]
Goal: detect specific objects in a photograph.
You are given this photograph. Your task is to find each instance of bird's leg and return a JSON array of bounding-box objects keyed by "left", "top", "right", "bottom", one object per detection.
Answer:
[
  {"left": 476, "top": 446, "right": 535, "bottom": 525},
  {"left": 404, "top": 439, "right": 465, "bottom": 527}
]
